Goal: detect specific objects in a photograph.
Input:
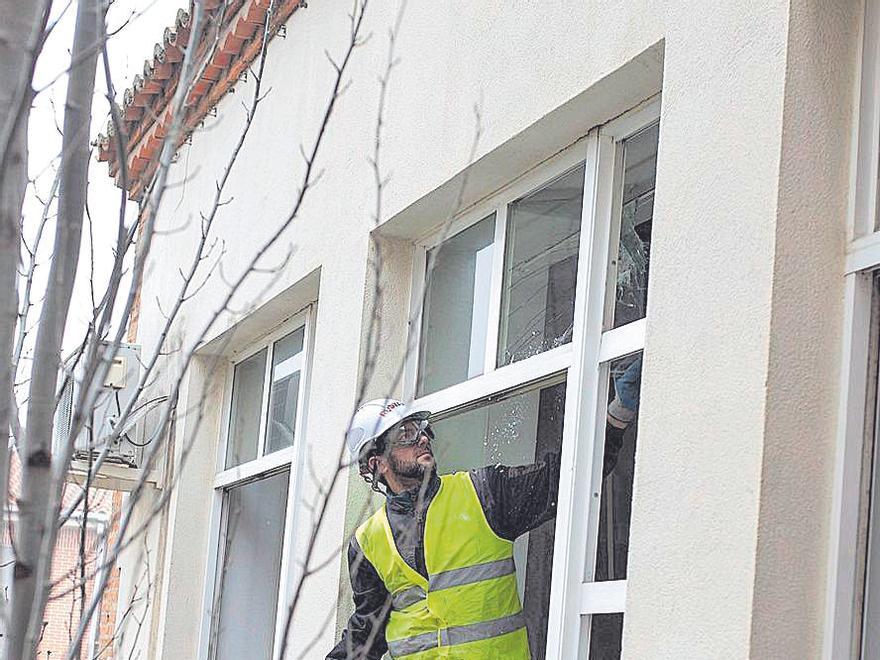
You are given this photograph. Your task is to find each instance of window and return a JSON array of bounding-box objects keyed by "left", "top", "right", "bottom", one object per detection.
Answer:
[
  {"left": 406, "top": 101, "right": 660, "bottom": 659},
  {"left": 415, "top": 162, "right": 587, "bottom": 398},
  {"left": 267, "top": 327, "right": 305, "bottom": 453},
  {"left": 608, "top": 124, "right": 657, "bottom": 330},
  {"left": 591, "top": 353, "right": 642, "bottom": 584},
  {"left": 499, "top": 164, "right": 585, "bottom": 366},
  {"left": 226, "top": 349, "right": 267, "bottom": 467},
  {"left": 226, "top": 325, "right": 306, "bottom": 468},
  {"left": 202, "top": 310, "right": 312, "bottom": 660},
  {"left": 418, "top": 214, "right": 496, "bottom": 395},
  {"left": 826, "top": 2, "right": 880, "bottom": 657},
  {"left": 211, "top": 471, "right": 289, "bottom": 659},
  {"left": 570, "top": 118, "right": 656, "bottom": 660}
]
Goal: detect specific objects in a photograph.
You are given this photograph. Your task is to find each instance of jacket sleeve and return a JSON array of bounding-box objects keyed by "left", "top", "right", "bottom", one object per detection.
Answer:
[
  {"left": 326, "top": 537, "right": 391, "bottom": 660},
  {"left": 469, "top": 451, "right": 561, "bottom": 542}
]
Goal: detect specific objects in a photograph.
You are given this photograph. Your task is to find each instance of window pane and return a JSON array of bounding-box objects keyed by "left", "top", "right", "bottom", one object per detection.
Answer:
[
  {"left": 859, "top": 274, "right": 880, "bottom": 659},
  {"left": 593, "top": 352, "right": 643, "bottom": 582},
  {"left": 417, "top": 215, "right": 495, "bottom": 396},
  {"left": 498, "top": 164, "right": 585, "bottom": 366},
  {"left": 266, "top": 327, "right": 305, "bottom": 454},
  {"left": 226, "top": 349, "right": 267, "bottom": 468},
  {"left": 212, "top": 470, "right": 289, "bottom": 660},
  {"left": 610, "top": 123, "right": 659, "bottom": 329},
  {"left": 431, "top": 380, "right": 565, "bottom": 660},
  {"left": 585, "top": 613, "right": 623, "bottom": 659}
]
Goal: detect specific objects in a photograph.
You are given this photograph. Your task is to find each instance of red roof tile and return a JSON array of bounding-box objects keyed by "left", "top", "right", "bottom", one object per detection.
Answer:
[{"left": 95, "top": 0, "right": 304, "bottom": 201}]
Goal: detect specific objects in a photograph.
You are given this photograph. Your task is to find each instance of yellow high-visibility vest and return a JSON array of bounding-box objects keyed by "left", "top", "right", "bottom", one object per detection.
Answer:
[{"left": 355, "top": 471, "right": 530, "bottom": 659}]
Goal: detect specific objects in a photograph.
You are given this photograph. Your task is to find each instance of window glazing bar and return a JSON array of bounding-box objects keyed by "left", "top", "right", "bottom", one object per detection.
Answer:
[
  {"left": 580, "top": 579, "right": 627, "bottom": 614},
  {"left": 598, "top": 319, "right": 646, "bottom": 363},
  {"left": 847, "top": 231, "right": 880, "bottom": 275}
]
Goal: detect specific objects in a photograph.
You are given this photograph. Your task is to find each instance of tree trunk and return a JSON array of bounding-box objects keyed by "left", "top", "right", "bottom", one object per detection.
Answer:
[
  {"left": 0, "top": 0, "right": 51, "bottom": 641},
  {"left": 7, "top": 0, "right": 103, "bottom": 657}
]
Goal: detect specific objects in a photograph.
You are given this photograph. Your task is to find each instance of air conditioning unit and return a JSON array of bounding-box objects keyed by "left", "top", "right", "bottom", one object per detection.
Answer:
[{"left": 54, "top": 342, "right": 166, "bottom": 490}]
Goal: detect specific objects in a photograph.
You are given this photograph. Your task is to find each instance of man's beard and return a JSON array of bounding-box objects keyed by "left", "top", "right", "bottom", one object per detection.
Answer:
[{"left": 388, "top": 451, "right": 431, "bottom": 482}]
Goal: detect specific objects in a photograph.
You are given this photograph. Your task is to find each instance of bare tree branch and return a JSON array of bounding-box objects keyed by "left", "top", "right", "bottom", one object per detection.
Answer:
[{"left": 7, "top": 0, "right": 105, "bottom": 655}]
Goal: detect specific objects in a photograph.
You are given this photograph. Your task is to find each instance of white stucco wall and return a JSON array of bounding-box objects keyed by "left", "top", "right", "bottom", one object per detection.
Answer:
[
  {"left": 751, "top": 0, "right": 858, "bottom": 656},
  {"left": 627, "top": 1, "right": 857, "bottom": 658},
  {"left": 625, "top": 0, "right": 791, "bottom": 655},
  {"left": 120, "top": 0, "right": 860, "bottom": 657}
]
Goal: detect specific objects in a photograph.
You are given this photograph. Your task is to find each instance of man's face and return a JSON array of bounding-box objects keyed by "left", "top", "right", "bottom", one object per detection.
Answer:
[{"left": 385, "top": 419, "right": 435, "bottom": 481}]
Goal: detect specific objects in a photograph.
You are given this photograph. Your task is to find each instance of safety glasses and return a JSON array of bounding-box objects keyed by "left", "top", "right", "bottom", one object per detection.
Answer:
[{"left": 390, "top": 418, "right": 434, "bottom": 447}]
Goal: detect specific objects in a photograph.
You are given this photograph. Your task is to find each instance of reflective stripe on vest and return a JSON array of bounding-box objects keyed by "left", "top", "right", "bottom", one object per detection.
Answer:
[
  {"left": 387, "top": 611, "right": 526, "bottom": 657},
  {"left": 355, "top": 472, "right": 530, "bottom": 659},
  {"left": 429, "top": 556, "right": 516, "bottom": 592},
  {"left": 391, "top": 557, "right": 516, "bottom": 611},
  {"left": 392, "top": 585, "right": 426, "bottom": 611}
]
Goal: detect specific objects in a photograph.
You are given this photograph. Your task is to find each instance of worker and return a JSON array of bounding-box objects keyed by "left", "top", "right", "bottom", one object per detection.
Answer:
[
  {"left": 603, "top": 353, "right": 642, "bottom": 477},
  {"left": 326, "top": 398, "right": 560, "bottom": 659}
]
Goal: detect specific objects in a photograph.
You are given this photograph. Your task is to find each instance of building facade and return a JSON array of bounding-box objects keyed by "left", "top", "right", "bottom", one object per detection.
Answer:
[{"left": 95, "top": 0, "right": 880, "bottom": 657}]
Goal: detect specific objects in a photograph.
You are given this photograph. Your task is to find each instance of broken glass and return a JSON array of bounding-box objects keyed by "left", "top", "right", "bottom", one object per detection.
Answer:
[
  {"left": 610, "top": 123, "right": 658, "bottom": 329},
  {"left": 498, "top": 163, "right": 585, "bottom": 366}
]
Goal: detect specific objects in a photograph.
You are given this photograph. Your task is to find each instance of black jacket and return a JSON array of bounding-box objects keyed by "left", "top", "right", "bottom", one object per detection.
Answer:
[{"left": 327, "top": 454, "right": 560, "bottom": 660}]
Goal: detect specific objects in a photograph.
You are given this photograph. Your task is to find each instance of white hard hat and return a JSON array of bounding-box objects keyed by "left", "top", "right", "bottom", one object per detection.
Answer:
[{"left": 346, "top": 398, "right": 431, "bottom": 459}]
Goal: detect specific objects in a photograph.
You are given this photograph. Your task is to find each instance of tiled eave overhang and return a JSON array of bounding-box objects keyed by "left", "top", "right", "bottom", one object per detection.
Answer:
[{"left": 95, "top": 0, "right": 303, "bottom": 201}]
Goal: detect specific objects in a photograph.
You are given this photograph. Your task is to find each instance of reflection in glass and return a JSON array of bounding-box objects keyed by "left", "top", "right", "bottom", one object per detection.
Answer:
[
  {"left": 417, "top": 215, "right": 495, "bottom": 396},
  {"left": 594, "top": 353, "right": 642, "bottom": 582},
  {"left": 431, "top": 381, "right": 565, "bottom": 660},
  {"left": 612, "top": 123, "right": 659, "bottom": 329},
  {"left": 266, "top": 327, "right": 305, "bottom": 453},
  {"left": 212, "top": 470, "right": 289, "bottom": 660},
  {"left": 499, "top": 164, "right": 585, "bottom": 366},
  {"left": 587, "top": 613, "right": 623, "bottom": 659},
  {"left": 226, "top": 349, "right": 267, "bottom": 469}
]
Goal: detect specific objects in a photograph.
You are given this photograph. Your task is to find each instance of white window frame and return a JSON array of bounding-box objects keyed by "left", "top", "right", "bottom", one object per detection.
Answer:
[
  {"left": 405, "top": 98, "right": 661, "bottom": 658},
  {"left": 825, "top": 1, "right": 880, "bottom": 657},
  {"left": 197, "top": 307, "right": 315, "bottom": 660},
  {"left": 405, "top": 140, "right": 589, "bottom": 407}
]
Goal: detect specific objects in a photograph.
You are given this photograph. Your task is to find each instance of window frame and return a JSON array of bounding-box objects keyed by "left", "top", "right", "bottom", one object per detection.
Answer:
[
  {"left": 198, "top": 307, "right": 315, "bottom": 660},
  {"left": 547, "top": 105, "right": 656, "bottom": 658},
  {"left": 827, "top": 271, "right": 876, "bottom": 660},
  {"left": 404, "top": 98, "right": 661, "bottom": 658},
  {"left": 825, "top": 1, "right": 880, "bottom": 657}
]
